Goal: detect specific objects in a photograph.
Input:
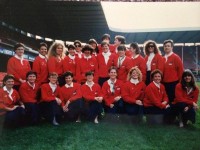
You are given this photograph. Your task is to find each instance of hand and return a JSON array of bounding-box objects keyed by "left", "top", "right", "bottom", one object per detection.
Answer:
[
  {"left": 20, "top": 104, "right": 25, "bottom": 109},
  {"left": 12, "top": 105, "right": 19, "bottom": 111},
  {"left": 193, "top": 102, "right": 199, "bottom": 110},
  {"left": 95, "top": 97, "right": 103, "bottom": 103},
  {"left": 162, "top": 101, "right": 167, "bottom": 105},
  {"left": 110, "top": 104, "right": 114, "bottom": 108},
  {"left": 184, "top": 106, "right": 189, "bottom": 112},
  {"left": 135, "top": 100, "right": 143, "bottom": 106},
  {"left": 114, "top": 96, "right": 121, "bottom": 102},
  {"left": 62, "top": 105, "right": 69, "bottom": 112},
  {"left": 165, "top": 104, "right": 170, "bottom": 109},
  {"left": 19, "top": 79, "right": 26, "bottom": 83},
  {"left": 55, "top": 97, "right": 62, "bottom": 105}
]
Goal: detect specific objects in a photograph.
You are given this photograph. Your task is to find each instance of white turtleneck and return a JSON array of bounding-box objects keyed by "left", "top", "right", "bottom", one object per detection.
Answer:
[
  {"left": 102, "top": 51, "right": 111, "bottom": 64},
  {"left": 49, "top": 83, "right": 57, "bottom": 92},
  {"left": 147, "top": 53, "right": 155, "bottom": 71},
  {"left": 130, "top": 78, "right": 139, "bottom": 85}
]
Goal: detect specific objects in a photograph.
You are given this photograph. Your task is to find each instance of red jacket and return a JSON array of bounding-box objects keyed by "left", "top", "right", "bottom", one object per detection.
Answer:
[
  {"left": 81, "top": 83, "right": 103, "bottom": 101},
  {"left": 163, "top": 53, "right": 184, "bottom": 83},
  {"left": 102, "top": 79, "right": 123, "bottom": 106},
  {"left": 59, "top": 83, "right": 82, "bottom": 107},
  {"left": 143, "top": 82, "right": 168, "bottom": 109},
  {"left": 7, "top": 56, "right": 31, "bottom": 85},
  {"left": 130, "top": 55, "right": 146, "bottom": 82},
  {"left": 19, "top": 82, "right": 39, "bottom": 103},
  {"left": 144, "top": 53, "right": 164, "bottom": 73},
  {"left": 48, "top": 56, "right": 64, "bottom": 76},
  {"left": 114, "top": 56, "right": 132, "bottom": 82},
  {"left": 40, "top": 83, "right": 60, "bottom": 102},
  {"left": 63, "top": 55, "right": 79, "bottom": 80},
  {"left": 174, "top": 83, "right": 199, "bottom": 105},
  {"left": 76, "top": 56, "right": 98, "bottom": 83},
  {"left": 121, "top": 81, "right": 146, "bottom": 104},
  {"left": 0, "top": 88, "right": 20, "bottom": 109},
  {"left": 32, "top": 55, "right": 48, "bottom": 85},
  {"left": 97, "top": 53, "right": 117, "bottom": 78}
]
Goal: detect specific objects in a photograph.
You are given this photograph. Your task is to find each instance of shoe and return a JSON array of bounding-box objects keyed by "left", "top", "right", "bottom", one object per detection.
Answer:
[
  {"left": 179, "top": 121, "right": 184, "bottom": 128},
  {"left": 52, "top": 118, "right": 59, "bottom": 126},
  {"left": 94, "top": 117, "right": 99, "bottom": 124}
]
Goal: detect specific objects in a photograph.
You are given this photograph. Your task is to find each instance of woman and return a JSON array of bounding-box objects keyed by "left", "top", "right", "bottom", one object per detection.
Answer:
[
  {"left": 7, "top": 43, "right": 31, "bottom": 90},
  {"left": 143, "top": 40, "right": 164, "bottom": 85},
  {"left": 129, "top": 43, "right": 146, "bottom": 82},
  {"left": 88, "top": 38, "right": 99, "bottom": 56},
  {"left": 0, "top": 74, "right": 25, "bottom": 127},
  {"left": 47, "top": 41, "right": 66, "bottom": 86},
  {"left": 174, "top": 69, "right": 199, "bottom": 127},
  {"left": 74, "top": 40, "right": 83, "bottom": 58},
  {"left": 81, "top": 71, "right": 103, "bottom": 123},
  {"left": 121, "top": 67, "right": 146, "bottom": 117}
]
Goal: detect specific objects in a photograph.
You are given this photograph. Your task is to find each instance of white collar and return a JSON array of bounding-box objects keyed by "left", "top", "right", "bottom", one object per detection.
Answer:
[
  {"left": 65, "top": 82, "right": 73, "bottom": 88},
  {"left": 153, "top": 81, "right": 160, "bottom": 88},
  {"left": 68, "top": 54, "right": 75, "bottom": 60},
  {"left": 27, "top": 81, "right": 35, "bottom": 89},
  {"left": 102, "top": 51, "right": 111, "bottom": 56},
  {"left": 132, "top": 54, "right": 139, "bottom": 59},
  {"left": 3, "top": 86, "right": 14, "bottom": 101},
  {"left": 49, "top": 82, "right": 57, "bottom": 92},
  {"left": 83, "top": 55, "right": 92, "bottom": 59},
  {"left": 165, "top": 51, "right": 173, "bottom": 58},
  {"left": 130, "top": 78, "right": 139, "bottom": 85},
  {"left": 149, "top": 52, "right": 155, "bottom": 57},
  {"left": 108, "top": 79, "right": 116, "bottom": 85},
  {"left": 85, "top": 81, "right": 94, "bottom": 90},
  {"left": 39, "top": 54, "right": 47, "bottom": 59},
  {"left": 14, "top": 54, "right": 24, "bottom": 65}
]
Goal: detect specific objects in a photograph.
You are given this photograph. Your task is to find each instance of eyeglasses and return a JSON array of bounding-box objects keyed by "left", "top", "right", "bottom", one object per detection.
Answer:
[
  {"left": 75, "top": 44, "right": 81, "bottom": 48},
  {"left": 148, "top": 45, "right": 155, "bottom": 48}
]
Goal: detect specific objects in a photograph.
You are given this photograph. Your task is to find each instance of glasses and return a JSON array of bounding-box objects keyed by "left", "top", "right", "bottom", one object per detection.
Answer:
[
  {"left": 75, "top": 44, "right": 81, "bottom": 48},
  {"left": 148, "top": 45, "right": 155, "bottom": 48}
]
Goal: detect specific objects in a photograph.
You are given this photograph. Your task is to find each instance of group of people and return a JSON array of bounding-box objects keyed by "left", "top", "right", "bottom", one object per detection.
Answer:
[{"left": 0, "top": 33, "right": 199, "bottom": 128}]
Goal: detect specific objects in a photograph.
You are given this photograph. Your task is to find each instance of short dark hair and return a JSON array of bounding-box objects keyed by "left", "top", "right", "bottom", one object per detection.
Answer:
[
  {"left": 3, "top": 74, "right": 14, "bottom": 85},
  {"left": 163, "top": 39, "right": 174, "bottom": 47},
  {"left": 39, "top": 42, "right": 47, "bottom": 49},
  {"left": 130, "top": 42, "right": 141, "bottom": 54},
  {"left": 63, "top": 71, "right": 74, "bottom": 78},
  {"left": 150, "top": 69, "right": 163, "bottom": 80},
  {"left": 108, "top": 66, "right": 118, "bottom": 73},
  {"left": 115, "top": 35, "right": 126, "bottom": 44},
  {"left": 102, "top": 33, "right": 110, "bottom": 41},
  {"left": 74, "top": 40, "right": 82, "bottom": 47},
  {"left": 67, "top": 44, "right": 75, "bottom": 50},
  {"left": 85, "top": 71, "right": 94, "bottom": 77},
  {"left": 117, "top": 45, "right": 126, "bottom": 51},
  {"left": 14, "top": 43, "right": 25, "bottom": 51},
  {"left": 82, "top": 44, "right": 94, "bottom": 53},
  {"left": 26, "top": 71, "right": 37, "bottom": 79},
  {"left": 101, "top": 41, "right": 109, "bottom": 47}
]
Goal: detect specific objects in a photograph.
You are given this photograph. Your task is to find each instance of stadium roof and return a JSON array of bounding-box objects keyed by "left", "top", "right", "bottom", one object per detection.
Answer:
[{"left": 0, "top": 0, "right": 200, "bottom": 44}]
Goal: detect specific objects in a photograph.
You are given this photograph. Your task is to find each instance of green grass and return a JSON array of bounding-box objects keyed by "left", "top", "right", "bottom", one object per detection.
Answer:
[{"left": 0, "top": 83, "right": 200, "bottom": 150}]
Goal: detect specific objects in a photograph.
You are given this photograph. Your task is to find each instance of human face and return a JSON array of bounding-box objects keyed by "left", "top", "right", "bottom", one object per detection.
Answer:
[
  {"left": 65, "top": 76, "right": 73, "bottom": 85},
  {"left": 4, "top": 79, "right": 14, "bottom": 90},
  {"left": 68, "top": 48, "right": 75, "bottom": 56},
  {"left": 56, "top": 45, "right": 63, "bottom": 56},
  {"left": 15, "top": 46, "right": 24, "bottom": 57},
  {"left": 164, "top": 42, "right": 173, "bottom": 54},
  {"left": 131, "top": 70, "right": 139, "bottom": 80},
  {"left": 86, "top": 75, "right": 94, "bottom": 82},
  {"left": 39, "top": 46, "right": 47, "bottom": 56},
  {"left": 84, "top": 50, "right": 91, "bottom": 57},
  {"left": 130, "top": 47, "right": 136, "bottom": 55},
  {"left": 184, "top": 75, "right": 192, "bottom": 83},
  {"left": 103, "top": 37, "right": 110, "bottom": 44},
  {"left": 75, "top": 44, "right": 81, "bottom": 53},
  {"left": 118, "top": 50, "right": 125, "bottom": 57},
  {"left": 27, "top": 74, "right": 36, "bottom": 84},
  {"left": 114, "top": 38, "right": 121, "bottom": 46},
  {"left": 153, "top": 73, "right": 162, "bottom": 84},
  {"left": 90, "top": 43, "right": 97, "bottom": 49},
  {"left": 109, "top": 69, "right": 117, "bottom": 80},
  {"left": 49, "top": 76, "right": 58, "bottom": 84},
  {"left": 147, "top": 43, "right": 155, "bottom": 53},
  {"left": 102, "top": 44, "right": 109, "bottom": 53}
]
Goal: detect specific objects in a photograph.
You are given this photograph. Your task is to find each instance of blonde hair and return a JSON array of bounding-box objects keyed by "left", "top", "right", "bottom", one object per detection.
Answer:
[
  {"left": 127, "top": 67, "right": 142, "bottom": 82},
  {"left": 47, "top": 41, "right": 66, "bottom": 59}
]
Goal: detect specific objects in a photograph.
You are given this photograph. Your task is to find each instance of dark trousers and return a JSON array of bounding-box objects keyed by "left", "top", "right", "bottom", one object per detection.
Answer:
[
  {"left": 124, "top": 102, "right": 143, "bottom": 116},
  {"left": 39, "top": 101, "right": 62, "bottom": 123},
  {"left": 24, "top": 103, "right": 39, "bottom": 125},
  {"left": 85, "top": 101, "right": 102, "bottom": 121},
  {"left": 163, "top": 81, "right": 179, "bottom": 103},
  {"left": 5, "top": 107, "right": 25, "bottom": 127},
  {"left": 144, "top": 106, "right": 170, "bottom": 115},
  {"left": 106, "top": 99, "right": 125, "bottom": 114},
  {"left": 98, "top": 77, "right": 109, "bottom": 87},
  {"left": 174, "top": 102, "right": 196, "bottom": 124},
  {"left": 63, "top": 98, "right": 83, "bottom": 121},
  {"left": 145, "top": 71, "right": 151, "bottom": 86}
]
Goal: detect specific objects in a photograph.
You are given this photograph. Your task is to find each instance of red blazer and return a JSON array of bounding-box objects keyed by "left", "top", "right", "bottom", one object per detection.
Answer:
[
  {"left": 98, "top": 44, "right": 116, "bottom": 54},
  {"left": 76, "top": 56, "right": 98, "bottom": 83},
  {"left": 19, "top": 82, "right": 39, "bottom": 103},
  {"left": 32, "top": 56, "right": 48, "bottom": 85},
  {"left": 48, "top": 56, "right": 64, "bottom": 76},
  {"left": 97, "top": 53, "right": 117, "bottom": 78},
  {"left": 143, "top": 82, "right": 168, "bottom": 109},
  {"left": 59, "top": 83, "right": 82, "bottom": 107},
  {"left": 163, "top": 53, "right": 184, "bottom": 83},
  {"left": 63, "top": 56, "right": 79, "bottom": 80},
  {"left": 0, "top": 88, "right": 20, "bottom": 109},
  {"left": 7, "top": 56, "right": 31, "bottom": 85},
  {"left": 114, "top": 56, "right": 132, "bottom": 82},
  {"left": 81, "top": 83, "right": 103, "bottom": 101},
  {"left": 144, "top": 53, "right": 164, "bottom": 73},
  {"left": 130, "top": 55, "right": 146, "bottom": 82},
  {"left": 121, "top": 81, "right": 146, "bottom": 104},
  {"left": 174, "top": 83, "right": 199, "bottom": 105},
  {"left": 40, "top": 83, "right": 60, "bottom": 102},
  {"left": 102, "top": 79, "right": 123, "bottom": 106}
]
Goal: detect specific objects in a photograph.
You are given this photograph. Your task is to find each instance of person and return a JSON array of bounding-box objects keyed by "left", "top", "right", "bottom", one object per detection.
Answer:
[
  {"left": 81, "top": 71, "right": 103, "bottom": 123},
  {"left": 102, "top": 66, "right": 124, "bottom": 114},
  {"left": 114, "top": 45, "right": 132, "bottom": 82},
  {"left": 76, "top": 44, "right": 98, "bottom": 84},
  {"left": 32, "top": 42, "right": 48, "bottom": 86},
  {"left": 63, "top": 44, "right": 79, "bottom": 81},
  {"left": 173, "top": 69, "right": 199, "bottom": 127},
  {"left": 40, "top": 72, "right": 62, "bottom": 126},
  {"left": 97, "top": 41, "right": 117, "bottom": 87},
  {"left": 0, "top": 74, "right": 25, "bottom": 127},
  {"left": 59, "top": 71, "right": 83, "bottom": 122},
  {"left": 47, "top": 41, "right": 66, "bottom": 86},
  {"left": 162, "top": 39, "right": 184, "bottom": 103},
  {"left": 143, "top": 40, "right": 164, "bottom": 85},
  {"left": 114, "top": 35, "right": 126, "bottom": 54},
  {"left": 7, "top": 43, "right": 31, "bottom": 91},
  {"left": 74, "top": 40, "right": 83, "bottom": 58},
  {"left": 129, "top": 42, "right": 146, "bottom": 82},
  {"left": 121, "top": 67, "right": 146, "bottom": 118},
  {"left": 143, "top": 69, "right": 170, "bottom": 122},
  {"left": 88, "top": 39, "right": 99, "bottom": 56},
  {"left": 98, "top": 34, "right": 115, "bottom": 53},
  {"left": 19, "top": 71, "right": 39, "bottom": 125}
]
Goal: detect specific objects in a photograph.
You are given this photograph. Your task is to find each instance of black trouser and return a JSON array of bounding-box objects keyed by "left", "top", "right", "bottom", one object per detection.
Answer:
[
  {"left": 145, "top": 71, "right": 151, "bottom": 86},
  {"left": 105, "top": 98, "right": 125, "bottom": 114},
  {"left": 84, "top": 101, "right": 102, "bottom": 121},
  {"left": 124, "top": 102, "right": 143, "bottom": 116},
  {"left": 24, "top": 103, "right": 39, "bottom": 125}
]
